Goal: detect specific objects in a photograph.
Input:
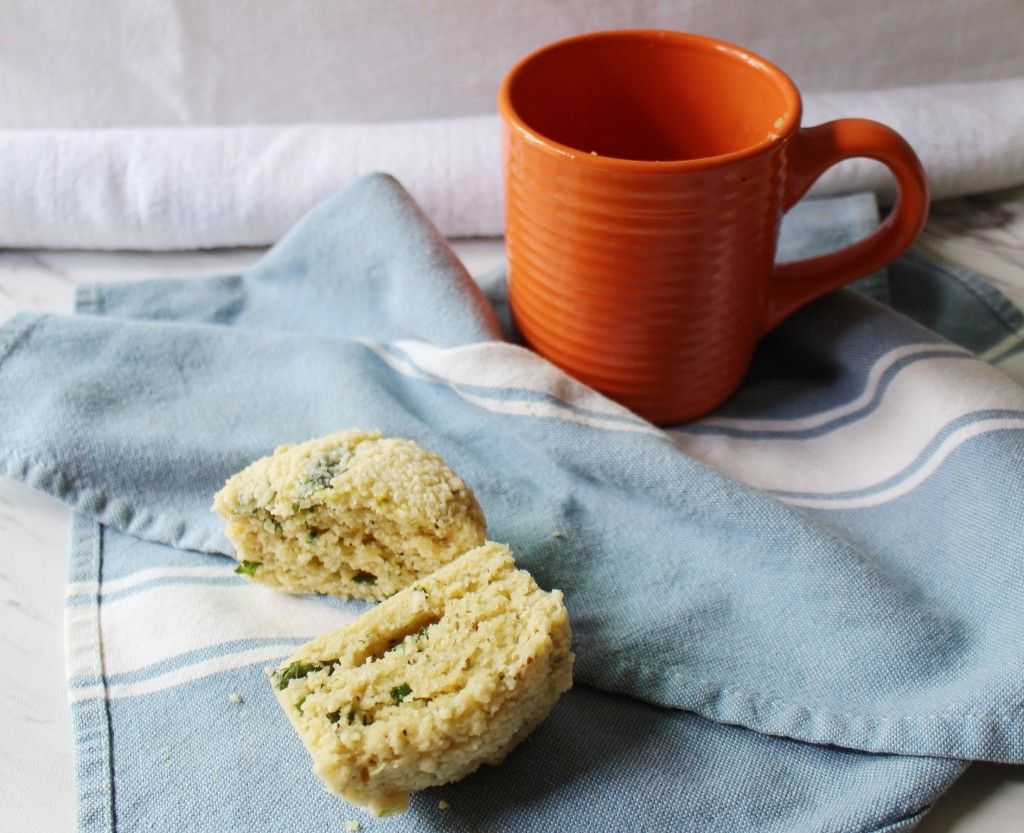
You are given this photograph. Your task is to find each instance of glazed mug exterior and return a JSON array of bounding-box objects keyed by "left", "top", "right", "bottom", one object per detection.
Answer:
[{"left": 499, "top": 30, "right": 929, "bottom": 425}]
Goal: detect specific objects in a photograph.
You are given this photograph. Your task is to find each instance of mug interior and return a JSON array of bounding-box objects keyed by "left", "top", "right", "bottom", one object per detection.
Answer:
[{"left": 504, "top": 31, "right": 799, "bottom": 162}]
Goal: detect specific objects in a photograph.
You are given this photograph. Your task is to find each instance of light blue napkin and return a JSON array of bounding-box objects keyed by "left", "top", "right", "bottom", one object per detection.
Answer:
[{"left": 2, "top": 174, "right": 1023, "bottom": 832}]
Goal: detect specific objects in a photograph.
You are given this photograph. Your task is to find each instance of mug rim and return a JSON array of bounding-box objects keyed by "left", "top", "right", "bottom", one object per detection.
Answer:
[{"left": 498, "top": 29, "right": 803, "bottom": 171}]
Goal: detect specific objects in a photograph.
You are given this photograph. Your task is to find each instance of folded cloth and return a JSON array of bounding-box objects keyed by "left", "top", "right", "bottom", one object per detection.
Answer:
[
  {"left": 0, "top": 78, "right": 1021, "bottom": 248},
  {"left": 2, "top": 175, "right": 1024, "bottom": 831}
]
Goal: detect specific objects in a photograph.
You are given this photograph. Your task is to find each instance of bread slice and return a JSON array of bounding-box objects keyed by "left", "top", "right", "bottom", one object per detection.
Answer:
[
  {"left": 270, "top": 542, "right": 574, "bottom": 815},
  {"left": 212, "top": 429, "right": 486, "bottom": 600}
]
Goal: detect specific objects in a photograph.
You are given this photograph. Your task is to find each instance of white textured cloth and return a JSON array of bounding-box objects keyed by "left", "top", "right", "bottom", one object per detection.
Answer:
[
  {"left": 0, "top": 80, "right": 1021, "bottom": 248},
  {"left": 0, "top": 117, "right": 502, "bottom": 249},
  {"left": 803, "top": 80, "right": 1024, "bottom": 202}
]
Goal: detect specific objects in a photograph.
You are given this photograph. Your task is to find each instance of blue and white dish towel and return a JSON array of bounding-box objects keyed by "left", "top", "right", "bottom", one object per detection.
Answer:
[{"left": 1, "top": 174, "right": 1023, "bottom": 832}]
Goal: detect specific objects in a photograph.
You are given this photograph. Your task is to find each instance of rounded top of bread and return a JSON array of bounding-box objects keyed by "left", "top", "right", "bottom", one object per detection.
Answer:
[{"left": 213, "top": 429, "right": 485, "bottom": 538}]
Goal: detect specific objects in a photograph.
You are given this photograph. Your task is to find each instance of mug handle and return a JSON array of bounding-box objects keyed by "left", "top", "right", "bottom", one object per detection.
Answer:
[{"left": 765, "top": 118, "right": 929, "bottom": 332}]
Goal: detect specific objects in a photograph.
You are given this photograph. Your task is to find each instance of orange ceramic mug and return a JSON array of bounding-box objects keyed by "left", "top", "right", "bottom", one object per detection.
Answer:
[{"left": 499, "top": 30, "right": 929, "bottom": 425}]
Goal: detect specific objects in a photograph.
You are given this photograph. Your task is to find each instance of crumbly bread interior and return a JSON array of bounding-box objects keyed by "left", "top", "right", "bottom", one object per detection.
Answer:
[
  {"left": 212, "top": 429, "right": 486, "bottom": 600},
  {"left": 271, "top": 543, "right": 574, "bottom": 815}
]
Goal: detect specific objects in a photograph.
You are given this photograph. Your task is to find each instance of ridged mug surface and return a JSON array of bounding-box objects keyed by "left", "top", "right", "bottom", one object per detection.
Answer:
[
  {"left": 499, "top": 30, "right": 928, "bottom": 425},
  {"left": 504, "top": 127, "right": 784, "bottom": 424}
]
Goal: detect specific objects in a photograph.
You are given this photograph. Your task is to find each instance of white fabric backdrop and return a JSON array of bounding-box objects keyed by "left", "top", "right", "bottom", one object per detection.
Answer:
[
  {"left": 1, "top": 0, "right": 1021, "bottom": 248},
  {"left": 3, "top": 0, "right": 1021, "bottom": 127}
]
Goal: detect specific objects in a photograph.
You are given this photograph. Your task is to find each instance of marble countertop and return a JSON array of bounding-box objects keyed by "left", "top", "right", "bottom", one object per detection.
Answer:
[{"left": 2, "top": 193, "right": 1024, "bottom": 832}]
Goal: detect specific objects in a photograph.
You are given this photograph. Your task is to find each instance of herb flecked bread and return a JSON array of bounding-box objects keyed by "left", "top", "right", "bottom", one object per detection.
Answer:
[
  {"left": 212, "top": 429, "right": 487, "bottom": 600},
  {"left": 270, "top": 542, "right": 574, "bottom": 815}
]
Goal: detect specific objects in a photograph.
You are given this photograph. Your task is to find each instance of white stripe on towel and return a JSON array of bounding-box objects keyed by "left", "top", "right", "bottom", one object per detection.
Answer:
[
  {"left": 69, "top": 644, "right": 296, "bottom": 703},
  {"left": 97, "top": 584, "right": 354, "bottom": 678},
  {"left": 780, "top": 417, "right": 1024, "bottom": 509},
  {"left": 671, "top": 357, "right": 1024, "bottom": 495}
]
